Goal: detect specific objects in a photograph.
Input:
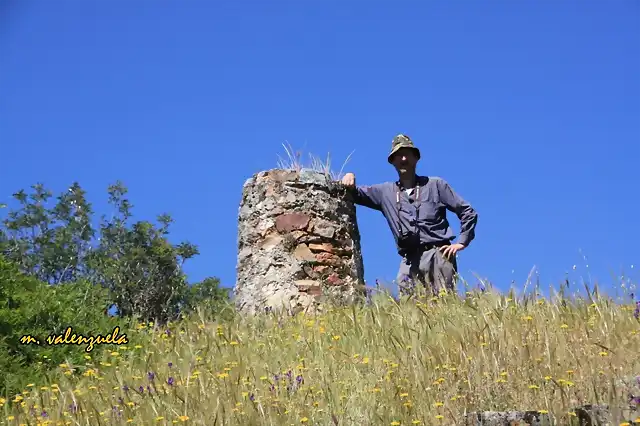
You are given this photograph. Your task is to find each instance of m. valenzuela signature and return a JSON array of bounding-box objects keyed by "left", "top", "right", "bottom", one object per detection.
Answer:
[{"left": 20, "top": 326, "right": 129, "bottom": 352}]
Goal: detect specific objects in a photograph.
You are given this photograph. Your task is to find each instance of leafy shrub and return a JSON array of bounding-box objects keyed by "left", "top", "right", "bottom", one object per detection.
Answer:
[{"left": 0, "top": 255, "right": 128, "bottom": 397}]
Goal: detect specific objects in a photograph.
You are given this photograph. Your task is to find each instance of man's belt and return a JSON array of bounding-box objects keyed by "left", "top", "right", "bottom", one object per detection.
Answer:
[{"left": 399, "top": 241, "right": 449, "bottom": 256}]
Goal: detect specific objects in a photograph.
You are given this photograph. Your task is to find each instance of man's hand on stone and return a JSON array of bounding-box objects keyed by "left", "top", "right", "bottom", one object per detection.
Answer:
[
  {"left": 342, "top": 173, "right": 355, "bottom": 186},
  {"left": 439, "top": 243, "right": 466, "bottom": 260}
]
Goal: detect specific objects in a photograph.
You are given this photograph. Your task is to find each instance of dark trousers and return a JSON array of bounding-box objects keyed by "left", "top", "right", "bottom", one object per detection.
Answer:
[{"left": 396, "top": 246, "right": 458, "bottom": 295}]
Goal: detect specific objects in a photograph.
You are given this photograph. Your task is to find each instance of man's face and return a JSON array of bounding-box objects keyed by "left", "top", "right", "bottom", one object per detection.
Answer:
[{"left": 391, "top": 148, "right": 418, "bottom": 174}]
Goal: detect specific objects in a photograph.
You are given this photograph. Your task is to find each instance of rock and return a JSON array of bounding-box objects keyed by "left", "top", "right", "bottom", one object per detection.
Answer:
[
  {"left": 234, "top": 168, "right": 366, "bottom": 315},
  {"left": 298, "top": 168, "right": 329, "bottom": 185},
  {"left": 242, "top": 177, "right": 255, "bottom": 189},
  {"left": 295, "top": 280, "right": 323, "bottom": 296},
  {"left": 311, "top": 218, "right": 336, "bottom": 238},
  {"left": 308, "top": 242, "right": 334, "bottom": 253},
  {"left": 260, "top": 234, "right": 283, "bottom": 251},
  {"left": 326, "top": 273, "right": 344, "bottom": 286},
  {"left": 303, "top": 265, "right": 319, "bottom": 278},
  {"left": 315, "top": 252, "right": 342, "bottom": 266},
  {"left": 464, "top": 411, "right": 554, "bottom": 426},
  {"left": 257, "top": 218, "right": 275, "bottom": 236},
  {"left": 290, "top": 230, "right": 307, "bottom": 241},
  {"left": 284, "top": 192, "right": 298, "bottom": 204},
  {"left": 293, "top": 244, "right": 316, "bottom": 261},
  {"left": 275, "top": 213, "right": 310, "bottom": 233},
  {"left": 572, "top": 405, "right": 611, "bottom": 426},
  {"left": 268, "top": 169, "right": 297, "bottom": 182}
]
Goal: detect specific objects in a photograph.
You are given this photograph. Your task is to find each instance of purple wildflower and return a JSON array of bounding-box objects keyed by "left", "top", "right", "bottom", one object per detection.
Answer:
[
  {"left": 168, "top": 362, "right": 173, "bottom": 368},
  {"left": 41, "top": 411, "right": 48, "bottom": 417},
  {"left": 138, "top": 386, "right": 144, "bottom": 393},
  {"left": 249, "top": 393, "right": 255, "bottom": 402},
  {"left": 122, "top": 385, "right": 129, "bottom": 392},
  {"left": 147, "top": 371, "right": 155, "bottom": 381},
  {"left": 296, "top": 375, "right": 303, "bottom": 385},
  {"left": 167, "top": 377, "right": 174, "bottom": 386}
]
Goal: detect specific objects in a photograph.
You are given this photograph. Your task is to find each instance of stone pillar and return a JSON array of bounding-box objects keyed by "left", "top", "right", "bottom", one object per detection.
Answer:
[{"left": 234, "top": 168, "right": 366, "bottom": 315}]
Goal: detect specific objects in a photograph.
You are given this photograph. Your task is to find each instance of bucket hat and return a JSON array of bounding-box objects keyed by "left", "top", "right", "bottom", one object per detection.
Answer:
[{"left": 387, "top": 134, "right": 421, "bottom": 163}]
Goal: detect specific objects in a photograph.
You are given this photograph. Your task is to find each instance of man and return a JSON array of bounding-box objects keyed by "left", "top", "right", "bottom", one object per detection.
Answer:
[{"left": 341, "top": 134, "right": 478, "bottom": 295}]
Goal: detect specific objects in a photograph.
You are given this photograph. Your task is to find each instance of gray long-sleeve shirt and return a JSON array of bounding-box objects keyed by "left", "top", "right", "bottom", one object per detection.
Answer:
[{"left": 349, "top": 175, "right": 478, "bottom": 252}]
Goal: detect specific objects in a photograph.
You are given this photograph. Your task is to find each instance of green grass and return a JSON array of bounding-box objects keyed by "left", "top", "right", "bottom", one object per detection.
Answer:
[{"left": 1, "top": 284, "right": 639, "bottom": 425}]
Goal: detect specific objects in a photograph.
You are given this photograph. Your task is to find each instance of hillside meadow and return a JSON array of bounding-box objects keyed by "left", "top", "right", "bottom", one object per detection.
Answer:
[{"left": 1, "top": 283, "right": 639, "bottom": 426}]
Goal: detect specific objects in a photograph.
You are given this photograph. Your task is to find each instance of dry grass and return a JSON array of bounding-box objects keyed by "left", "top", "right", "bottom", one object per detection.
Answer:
[
  {"left": 276, "top": 141, "right": 355, "bottom": 181},
  {"left": 1, "top": 285, "right": 639, "bottom": 425}
]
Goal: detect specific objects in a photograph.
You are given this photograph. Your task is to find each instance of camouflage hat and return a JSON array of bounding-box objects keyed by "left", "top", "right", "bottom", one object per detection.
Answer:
[{"left": 388, "top": 134, "right": 421, "bottom": 163}]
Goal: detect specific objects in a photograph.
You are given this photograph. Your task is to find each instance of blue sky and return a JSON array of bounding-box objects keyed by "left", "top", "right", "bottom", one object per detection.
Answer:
[{"left": 1, "top": 1, "right": 638, "bottom": 300}]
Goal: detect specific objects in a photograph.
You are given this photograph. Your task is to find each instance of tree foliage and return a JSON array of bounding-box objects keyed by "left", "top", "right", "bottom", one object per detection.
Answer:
[{"left": 0, "top": 181, "right": 230, "bottom": 323}]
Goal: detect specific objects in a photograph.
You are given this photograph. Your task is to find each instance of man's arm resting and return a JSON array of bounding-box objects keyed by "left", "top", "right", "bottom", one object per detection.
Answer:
[{"left": 348, "top": 184, "right": 384, "bottom": 211}]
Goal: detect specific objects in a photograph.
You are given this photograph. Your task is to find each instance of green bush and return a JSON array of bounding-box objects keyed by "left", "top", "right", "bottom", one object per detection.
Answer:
[{"left": 0, "top": 255, "right": 128, "bottom": 398}]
